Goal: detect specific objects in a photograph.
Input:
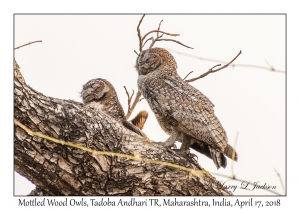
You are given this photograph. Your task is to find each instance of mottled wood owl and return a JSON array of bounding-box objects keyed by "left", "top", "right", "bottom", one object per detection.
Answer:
[
  {"left": 81, "top": 78, "right": 150, "bottom": 141},
  {"left": 136, "top": 48, "right": 237, "bottom": 168}
]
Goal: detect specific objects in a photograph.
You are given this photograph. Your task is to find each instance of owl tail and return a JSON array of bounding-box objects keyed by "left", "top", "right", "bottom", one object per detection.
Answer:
[
  {"left": 130, "top": 110, "right": 148, "bottom": 130},
  {"left": 208, "top": 146, "right": 227, "bottom": 169},
  {"left": 223, "top": 144, "right": 238, "bottom": 161},
  {"left": 208, "top": 144, "right": 238, "bottom": 169}
]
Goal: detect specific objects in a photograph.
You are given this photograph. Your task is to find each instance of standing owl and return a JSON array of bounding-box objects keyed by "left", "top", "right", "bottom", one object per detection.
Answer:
[
  {"left": 81, "top": 78, "right": 150, "bottom": 141},
  {"left": 136, "top": 48, "right": 237, "bottom": 168}
]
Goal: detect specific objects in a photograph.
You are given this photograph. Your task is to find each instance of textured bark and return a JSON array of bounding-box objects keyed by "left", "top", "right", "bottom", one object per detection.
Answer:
[
  {"left": 14, "top": 60, "right": 232, "bottom": 196},
  {"left": 28, "top": 187, "right": 48, "bottom": 196}
]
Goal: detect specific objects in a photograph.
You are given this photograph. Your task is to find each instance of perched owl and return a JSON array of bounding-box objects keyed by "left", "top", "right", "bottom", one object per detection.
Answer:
[
  {"left": 81, "top": 78, "right": 150, "bottom": 141},
  {"left": 136, "top": 48, "right": 237, "bottom": 168}
]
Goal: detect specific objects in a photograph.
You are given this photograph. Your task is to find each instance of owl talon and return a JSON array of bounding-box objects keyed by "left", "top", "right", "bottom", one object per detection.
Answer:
[
  {"left": 172, "top": 148, "right": 198, "bottom": 162},
  {"left": 188, "top": 153, "right": 198, "bottom": 162},
  {"left": 155, "top": 141, "right": 177, "bottom": 149}
]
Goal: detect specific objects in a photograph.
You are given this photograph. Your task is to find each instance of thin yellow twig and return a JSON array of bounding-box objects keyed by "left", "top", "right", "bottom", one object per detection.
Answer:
[
  {"left": 14, "top": 119, "right": 209, "bottom": 177},
  {"left": 14, "top": 40, "right": 42, "bottom": 50}
]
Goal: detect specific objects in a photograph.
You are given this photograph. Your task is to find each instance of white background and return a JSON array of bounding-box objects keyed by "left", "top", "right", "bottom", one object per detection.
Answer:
[{"left": 1, "top": 0, "right": 298, "bottom": 208}]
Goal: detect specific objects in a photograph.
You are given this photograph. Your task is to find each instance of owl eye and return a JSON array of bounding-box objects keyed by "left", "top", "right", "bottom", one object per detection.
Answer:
[{"left": 146, "top": 55, "right": 156, "bottom": 63}]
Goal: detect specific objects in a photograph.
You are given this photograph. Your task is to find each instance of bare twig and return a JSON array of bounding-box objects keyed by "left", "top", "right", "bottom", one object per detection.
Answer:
[
  {"left": 137, "top": 14, "right": 146, "bottom": 52},
  {"left": 274, "top": 168, "right": 285, "bottom": 191},
  {"left": 125, "top": 91, "right": 142, "bottom": 120},
  {"left": 124, "top": 85, "right": 144, "bottom": 120},
  {"left": 230, "top": 63, "right": 284, "bottom": 73},
  {"left": 134, "top": 50, "right": 139, "bottom": 55},
  {"left": 130, "top": 90, "right": 134, "bottom": 101},
  {"left": 157, "top": 20, "right": 163, "bottom": 38},
  {"left": 168, "top": 48, "right": 285, "bottom": 73},
  {"left": 142, "top": 37, "right": 154, "bottom": 48},
  {"left": 150, "top": 39, "right": 193, "bottom": 50},
  {"left": 14, "top": 40, "right": 42, "bottom": 50},
  {"left": 186, "top": 51, "right": 242, "bottom": 82},
  {"left": 137, "top": 16, "right": 193, "bottom": 54},
  {"left": 265, "top": 59, "right": 275, "bottom": 71},
  {"left": 143, "top": 20, "right": 165, "bottom": 49},
  {"left": 142, "top": 30, "right": 180, "bottom": 43},
  {"left": 183, "top": 71, "right": 194, "bottom": 80},
  {"left": 124, "top": 86, "right": 135, "bottom": 117}
]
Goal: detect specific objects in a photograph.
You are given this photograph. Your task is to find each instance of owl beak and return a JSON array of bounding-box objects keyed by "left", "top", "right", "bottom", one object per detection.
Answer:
[
  {"left": 140, "top": 65, "right": 149, "bottom": 75},
  {"left": 82, "top": 89, "right": 95, "bottom": 103}
]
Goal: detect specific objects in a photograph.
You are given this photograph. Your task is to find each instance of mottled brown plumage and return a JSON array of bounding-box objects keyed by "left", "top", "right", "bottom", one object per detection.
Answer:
[
  {"left": 130, "top": 110, "right": 148, "bottom": 130},
  {"left": 81, "top": 78, "right": 150, "bottom": 141},
  {"left": 136, "top": 48, "right": 237, "bottom": 168}
]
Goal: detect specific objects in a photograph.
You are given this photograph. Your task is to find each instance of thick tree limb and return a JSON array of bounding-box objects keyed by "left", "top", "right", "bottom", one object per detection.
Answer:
[
  {"left": 14, "top": 60, "right": 232, "bottom": 196},
  {"left": 28, "top": 187, "right": 49, "bottom": 196}
]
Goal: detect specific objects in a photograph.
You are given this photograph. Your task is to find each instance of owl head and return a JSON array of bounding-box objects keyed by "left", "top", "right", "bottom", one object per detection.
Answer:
[
  {"left": 136, "top": 48, "right": 177, "bottom": 75},
  {"left": 81, "top": 78, "right": 111, "bottom": 104}
]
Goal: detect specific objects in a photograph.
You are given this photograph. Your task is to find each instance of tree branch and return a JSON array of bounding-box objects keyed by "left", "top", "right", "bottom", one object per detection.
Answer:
[
  {"left": 123, "top": 86, "right": 135, "bottom": 118},
  {"left": 142, "top": 37, "right": 154, "bottom": 48},
  {"left": 168, "top": 48, "right": 285, "bottom": 74},
  {"left": 14, "top": 40, "right": 42, "bottom": 50},
  {"left": 149, "top": 38, "right": 193, "bottom": 50},
  {"left": 14, "top": 60, "right": 232, "bottom": 196},
  {"left": 142, "top": 30, "right": 179, "bottom": 43},
  {"left": 125, "top": 91, "right": 142, "bottom": 120},
  {"left": 183, "top": 71, "right": 193, "bottom": 80},
  {"left": 185, "top": 51, "right": 242, "bottom": 82},
  {"left": 137, "top": 14, "right": 146, "bottom": 52},
  {"left": 137, "top": 15, "right": 193, "bottom": 53}
]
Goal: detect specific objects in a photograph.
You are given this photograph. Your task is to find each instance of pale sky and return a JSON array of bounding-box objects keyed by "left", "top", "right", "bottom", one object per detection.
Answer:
[{"left": 14, "top": 15, "right": 285, "bottom": 196}]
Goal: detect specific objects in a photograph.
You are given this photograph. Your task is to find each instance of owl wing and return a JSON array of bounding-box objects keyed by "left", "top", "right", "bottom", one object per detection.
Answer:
[{"left": 157, "top": 75, "right": 228, "bottom": 151}]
